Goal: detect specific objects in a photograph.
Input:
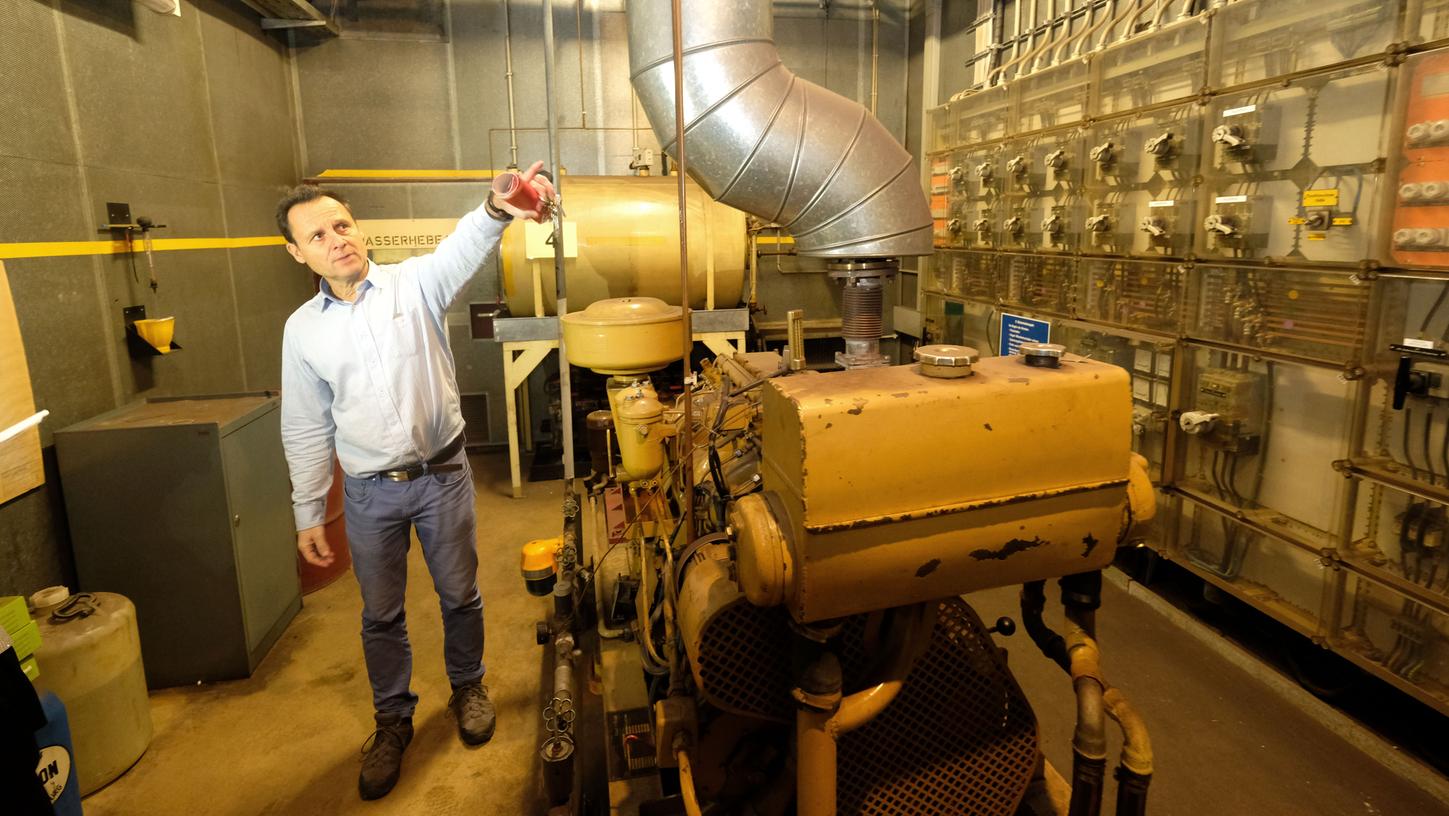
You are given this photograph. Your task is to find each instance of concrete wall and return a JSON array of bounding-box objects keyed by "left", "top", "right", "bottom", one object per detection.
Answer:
[{"left": 0, "top": 0, "right": 309, "bottom": 596}]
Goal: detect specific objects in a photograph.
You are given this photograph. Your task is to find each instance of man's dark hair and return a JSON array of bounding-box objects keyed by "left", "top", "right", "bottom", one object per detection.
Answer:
[{"left": 275, "top": 185, "right": 352, "bottom": 243}]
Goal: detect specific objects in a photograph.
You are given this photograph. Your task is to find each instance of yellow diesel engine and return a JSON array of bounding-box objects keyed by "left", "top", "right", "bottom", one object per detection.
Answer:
[{"left": 527, "top": 317, "right": 1154, "bottom": 816}]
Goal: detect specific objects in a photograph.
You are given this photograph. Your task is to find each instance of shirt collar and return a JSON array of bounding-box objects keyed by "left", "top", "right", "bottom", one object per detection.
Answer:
[{"left": 317, "top": 261, "right": 383, "bottom": 311}]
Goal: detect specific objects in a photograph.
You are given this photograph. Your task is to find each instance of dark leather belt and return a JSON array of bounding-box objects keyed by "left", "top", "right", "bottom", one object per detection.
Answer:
[{"left": 378, "top": 434, "right": 465, "bottom": 482}]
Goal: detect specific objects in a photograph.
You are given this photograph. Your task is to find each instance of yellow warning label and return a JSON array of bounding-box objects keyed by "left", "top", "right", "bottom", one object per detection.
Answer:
[
  {"left": 1307, "top": 233, "right": 1327, "bottom": 241},
  {"left": 1287, "top": 217, "right": 1306, "bottom": 225},
  {"left": 1332, "top": 217, "right": 1355, "bottom": 226},
  {"left": 1302, "top": 189, "right": 1340, "bottom": 208}
]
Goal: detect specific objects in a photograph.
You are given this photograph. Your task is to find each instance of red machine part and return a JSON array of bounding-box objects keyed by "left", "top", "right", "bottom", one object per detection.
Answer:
[{"left": 1392, "top": 52, "right": 1449, "bottom": 268}]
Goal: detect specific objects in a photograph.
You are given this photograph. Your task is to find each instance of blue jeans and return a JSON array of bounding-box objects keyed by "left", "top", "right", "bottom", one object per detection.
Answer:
[{"left": 343, "top": 445, "right": 484, "bottom": 719}]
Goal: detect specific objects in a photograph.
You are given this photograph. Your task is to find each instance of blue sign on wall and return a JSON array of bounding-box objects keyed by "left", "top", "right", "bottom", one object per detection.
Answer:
[{"left": 999, "top": 313, "right": 1051, "bottom": 356}]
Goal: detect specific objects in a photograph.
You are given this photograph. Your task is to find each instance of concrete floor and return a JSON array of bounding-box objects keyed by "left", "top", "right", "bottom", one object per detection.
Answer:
[
  {"left": 83, "top": 451, "right": 1449, "bottom": 815},
  {"left": 966, "top": 582, "right": 1449, "bottom": 816}
]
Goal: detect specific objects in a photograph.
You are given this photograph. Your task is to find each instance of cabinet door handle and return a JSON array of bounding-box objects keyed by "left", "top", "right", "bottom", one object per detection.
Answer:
[{"left": 233, "top": 514, "right": 242, "bottom": 527}]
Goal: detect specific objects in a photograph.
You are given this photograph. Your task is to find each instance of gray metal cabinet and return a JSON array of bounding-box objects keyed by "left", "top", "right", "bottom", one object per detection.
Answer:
[{"left": 55, "top": 394, "right": 300, "bottom": 688}]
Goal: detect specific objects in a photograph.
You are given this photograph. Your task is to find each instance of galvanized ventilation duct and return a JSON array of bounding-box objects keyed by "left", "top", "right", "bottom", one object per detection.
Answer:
[{"left": 627, "top": 0, "right": 934, "bottom": 259}]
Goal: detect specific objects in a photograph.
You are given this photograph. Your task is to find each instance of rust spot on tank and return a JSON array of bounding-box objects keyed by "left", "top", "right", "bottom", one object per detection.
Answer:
[
  {"left": 915, "top": 559, "right": 942, "bottom": 578},
  {"left": 847, "top": 398, "right": 867, "bottom": 415},
  {"left": 892, "top": 392, "right": 910, "bottom": 398},
  {"left": 1009, "top": 377, "right": 1030, "bottom": 384},
  {"left": 1082, "top": 533, "right": 1100, "bottom": 558},
  {"left": 970, "top": 536, "right": 1046, "bottom": 561},
  {"left": 984, "top": 423, "right": 993, "bottom": 431},
  {"left": 825, "top": 422, "right": 833, "bottom": 429}
]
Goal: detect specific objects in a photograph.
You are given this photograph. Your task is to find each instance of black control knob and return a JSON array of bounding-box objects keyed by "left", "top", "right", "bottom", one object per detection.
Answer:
[
  {"left": 987, "top": 616, "right": 1016, "bottom": 637},
  {"left": 1394, "top": 355, "right": 1431, "bottom": 410}
]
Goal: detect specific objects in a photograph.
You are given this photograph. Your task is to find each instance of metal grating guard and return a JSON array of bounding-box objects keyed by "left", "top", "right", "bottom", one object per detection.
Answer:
[
  {"left": 693, "top": 594, "right": 796, "bottom": 722},
  {"left": 694, "top": 597, "right": 1038, "bottom": 814},
  {"left": 838, "top": 599, "right": 1039, "bottom": 816}
]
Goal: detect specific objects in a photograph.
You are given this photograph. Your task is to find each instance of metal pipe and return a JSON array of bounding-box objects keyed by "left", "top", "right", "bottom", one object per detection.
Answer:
[
  {"left": 795, "top": 603, "right": 933, "bottom": 815},
  {"left": 541, "top": 630, "right": 577, "bottom": 806},
  {"left": 1066, "top": 628, "right": 1108, "bottom": 816},
  {"left": 542, "top": 0, "right": 575, "bottom": 483},
  {"left": 501, "top": 0, "right": 519, "bottom": 169},
  {"left": 576, "top": 0, "right": 588, "bottom": 129},
  {"left": 869, "top": 1, "right": 879, "bottom": 116},
  {"left": 669, "top": 0, "right": 695, "bottom": 559},
  {"left": 834, "top": 602, "right": 934, "bottom": 732},
  {"left": 796, "top": 706, "right": 837, "bottom": 816},
  {"left": 628, "top": 0, "right": 932, "bottom": 258},
  {"left": 787, "top": 309, "right": 806, "bottom": 371}
]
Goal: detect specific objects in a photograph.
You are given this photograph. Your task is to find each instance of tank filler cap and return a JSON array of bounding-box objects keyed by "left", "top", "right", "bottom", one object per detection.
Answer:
[
  {"left": 29, "top": 586, "right": 70, "bottom": 611},
  {"left": 1019, "top": 342, "right": 1065, "bottom": 368},
  {"left": 914, "top": 344, "right": 979, "bottom": 378}
]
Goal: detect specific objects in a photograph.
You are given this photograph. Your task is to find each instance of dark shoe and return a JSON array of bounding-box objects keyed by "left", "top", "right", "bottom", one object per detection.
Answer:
[
  {"left": 358, "top": 714, "right": 413, "bottom": 800},
  {"left": 449, "top": 681, "right": 496, "bottom": 745}
]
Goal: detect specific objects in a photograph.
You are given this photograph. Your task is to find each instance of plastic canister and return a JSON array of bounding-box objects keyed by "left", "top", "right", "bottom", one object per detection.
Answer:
[
  {"left": 35, "top": 691, "right": 83, "bottom": 816},
  {"left": 31, "top": 587, "right": 152, "bottom": 796}
]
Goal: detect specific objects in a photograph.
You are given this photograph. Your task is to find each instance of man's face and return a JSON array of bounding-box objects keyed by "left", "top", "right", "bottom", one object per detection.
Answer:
[{"left": 285, "top": 197, "right": 367, "bottom": 282}]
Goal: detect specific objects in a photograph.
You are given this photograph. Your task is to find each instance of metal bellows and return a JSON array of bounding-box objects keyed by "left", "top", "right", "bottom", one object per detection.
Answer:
[{"left": 626, "top": 0, "right": 934, "bottom": 259}]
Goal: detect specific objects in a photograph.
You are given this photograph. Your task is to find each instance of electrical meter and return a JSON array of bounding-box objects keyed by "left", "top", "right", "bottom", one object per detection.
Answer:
[{"left": 1184, "top": 368, "right": 1268, "bottom": 453}]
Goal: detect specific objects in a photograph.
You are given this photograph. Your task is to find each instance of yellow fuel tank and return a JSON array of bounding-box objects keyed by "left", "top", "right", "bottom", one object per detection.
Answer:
[
  {"left": 733, "top": 352, "right": 1140, "bottom": 622},
  {"left": 500, "top": 176, "right": 747, "bottom": 315}
]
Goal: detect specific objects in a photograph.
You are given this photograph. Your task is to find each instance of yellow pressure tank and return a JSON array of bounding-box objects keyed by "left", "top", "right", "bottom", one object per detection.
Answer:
[{"left": 500, "top": 176, "right": 748, "bottom": 315}]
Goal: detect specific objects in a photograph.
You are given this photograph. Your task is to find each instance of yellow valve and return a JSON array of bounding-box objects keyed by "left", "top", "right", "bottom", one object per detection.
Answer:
[{"left": 520, "top": 536, "right": 562, "bottom": 597}]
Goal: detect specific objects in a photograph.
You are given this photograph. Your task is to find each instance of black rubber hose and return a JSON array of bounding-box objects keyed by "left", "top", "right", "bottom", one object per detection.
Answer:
[
  {"left": 1115, "top": 766, "right": 1151, "bottom": 816},
  {"left": 1021, "top": 582, "right": 1069, "bottom": 672}
]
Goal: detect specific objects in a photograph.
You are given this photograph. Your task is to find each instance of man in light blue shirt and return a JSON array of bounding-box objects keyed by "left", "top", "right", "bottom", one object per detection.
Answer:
[{"left": 277, "top": 162, "right": 553, "bottom": 800}]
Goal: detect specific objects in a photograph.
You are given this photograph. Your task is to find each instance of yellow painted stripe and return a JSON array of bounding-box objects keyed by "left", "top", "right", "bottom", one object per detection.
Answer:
[
  {"left": 315, "top": 169, "right": 506, "bottom": 180},
  {"left": 756, "top": 235, "right": 795, "bottom": 245},
  {"left": 0, "top": 235, "right": 285, "bottom": 261}
]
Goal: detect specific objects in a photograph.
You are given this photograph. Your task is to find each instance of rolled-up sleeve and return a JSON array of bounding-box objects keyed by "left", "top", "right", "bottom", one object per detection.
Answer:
[{"left": 280, "top": 317, "right": 337, "bottom": 531}]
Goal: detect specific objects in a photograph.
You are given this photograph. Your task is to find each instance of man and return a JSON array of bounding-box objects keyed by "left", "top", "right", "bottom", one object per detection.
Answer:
[{"left": 276, "top": 162, "right": 554, "bottom": 800}]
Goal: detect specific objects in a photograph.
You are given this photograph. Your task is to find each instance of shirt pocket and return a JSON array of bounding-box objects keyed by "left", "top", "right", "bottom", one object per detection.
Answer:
[{"left": 387, "top": 313, "right": 423, "bottom": 358}]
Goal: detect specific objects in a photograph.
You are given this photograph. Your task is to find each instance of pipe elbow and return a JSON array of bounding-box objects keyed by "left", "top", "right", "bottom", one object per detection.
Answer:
[
  {"left": 627, "top": 0, "right": 932, "bottom": 259},
  {"left": 1104, "top": 686, "right": 1154, "bottom": 776}
]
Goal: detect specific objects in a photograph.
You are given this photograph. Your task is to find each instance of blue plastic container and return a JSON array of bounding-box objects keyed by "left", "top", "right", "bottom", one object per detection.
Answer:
[{"left": 35, "top": 691, "right": 83, "bottom": 816}]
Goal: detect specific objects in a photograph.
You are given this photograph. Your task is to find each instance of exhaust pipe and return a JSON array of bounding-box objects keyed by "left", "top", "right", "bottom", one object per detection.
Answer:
[{"left": 627, "top": 0, "right": 933, "bottom": 260}]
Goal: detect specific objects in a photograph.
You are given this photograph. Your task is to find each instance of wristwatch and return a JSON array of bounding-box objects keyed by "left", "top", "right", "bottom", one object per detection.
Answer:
[{"left": 485, "top": 192, "right": 514, "bottom": 223}]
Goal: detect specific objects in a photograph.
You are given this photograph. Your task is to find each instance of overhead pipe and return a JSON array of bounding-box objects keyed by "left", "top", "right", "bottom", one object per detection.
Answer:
[
  {"left": 501, "top": 0, "right": 519, "bottom": 168},
  {"left": 627, "top": 0, "right": 932, "bottom": 259}
]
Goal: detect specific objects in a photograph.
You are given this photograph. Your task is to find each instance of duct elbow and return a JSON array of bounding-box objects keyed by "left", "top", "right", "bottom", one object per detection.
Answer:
[{"left": 627, "top": 0, "right": 933, "bottom": 259}]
